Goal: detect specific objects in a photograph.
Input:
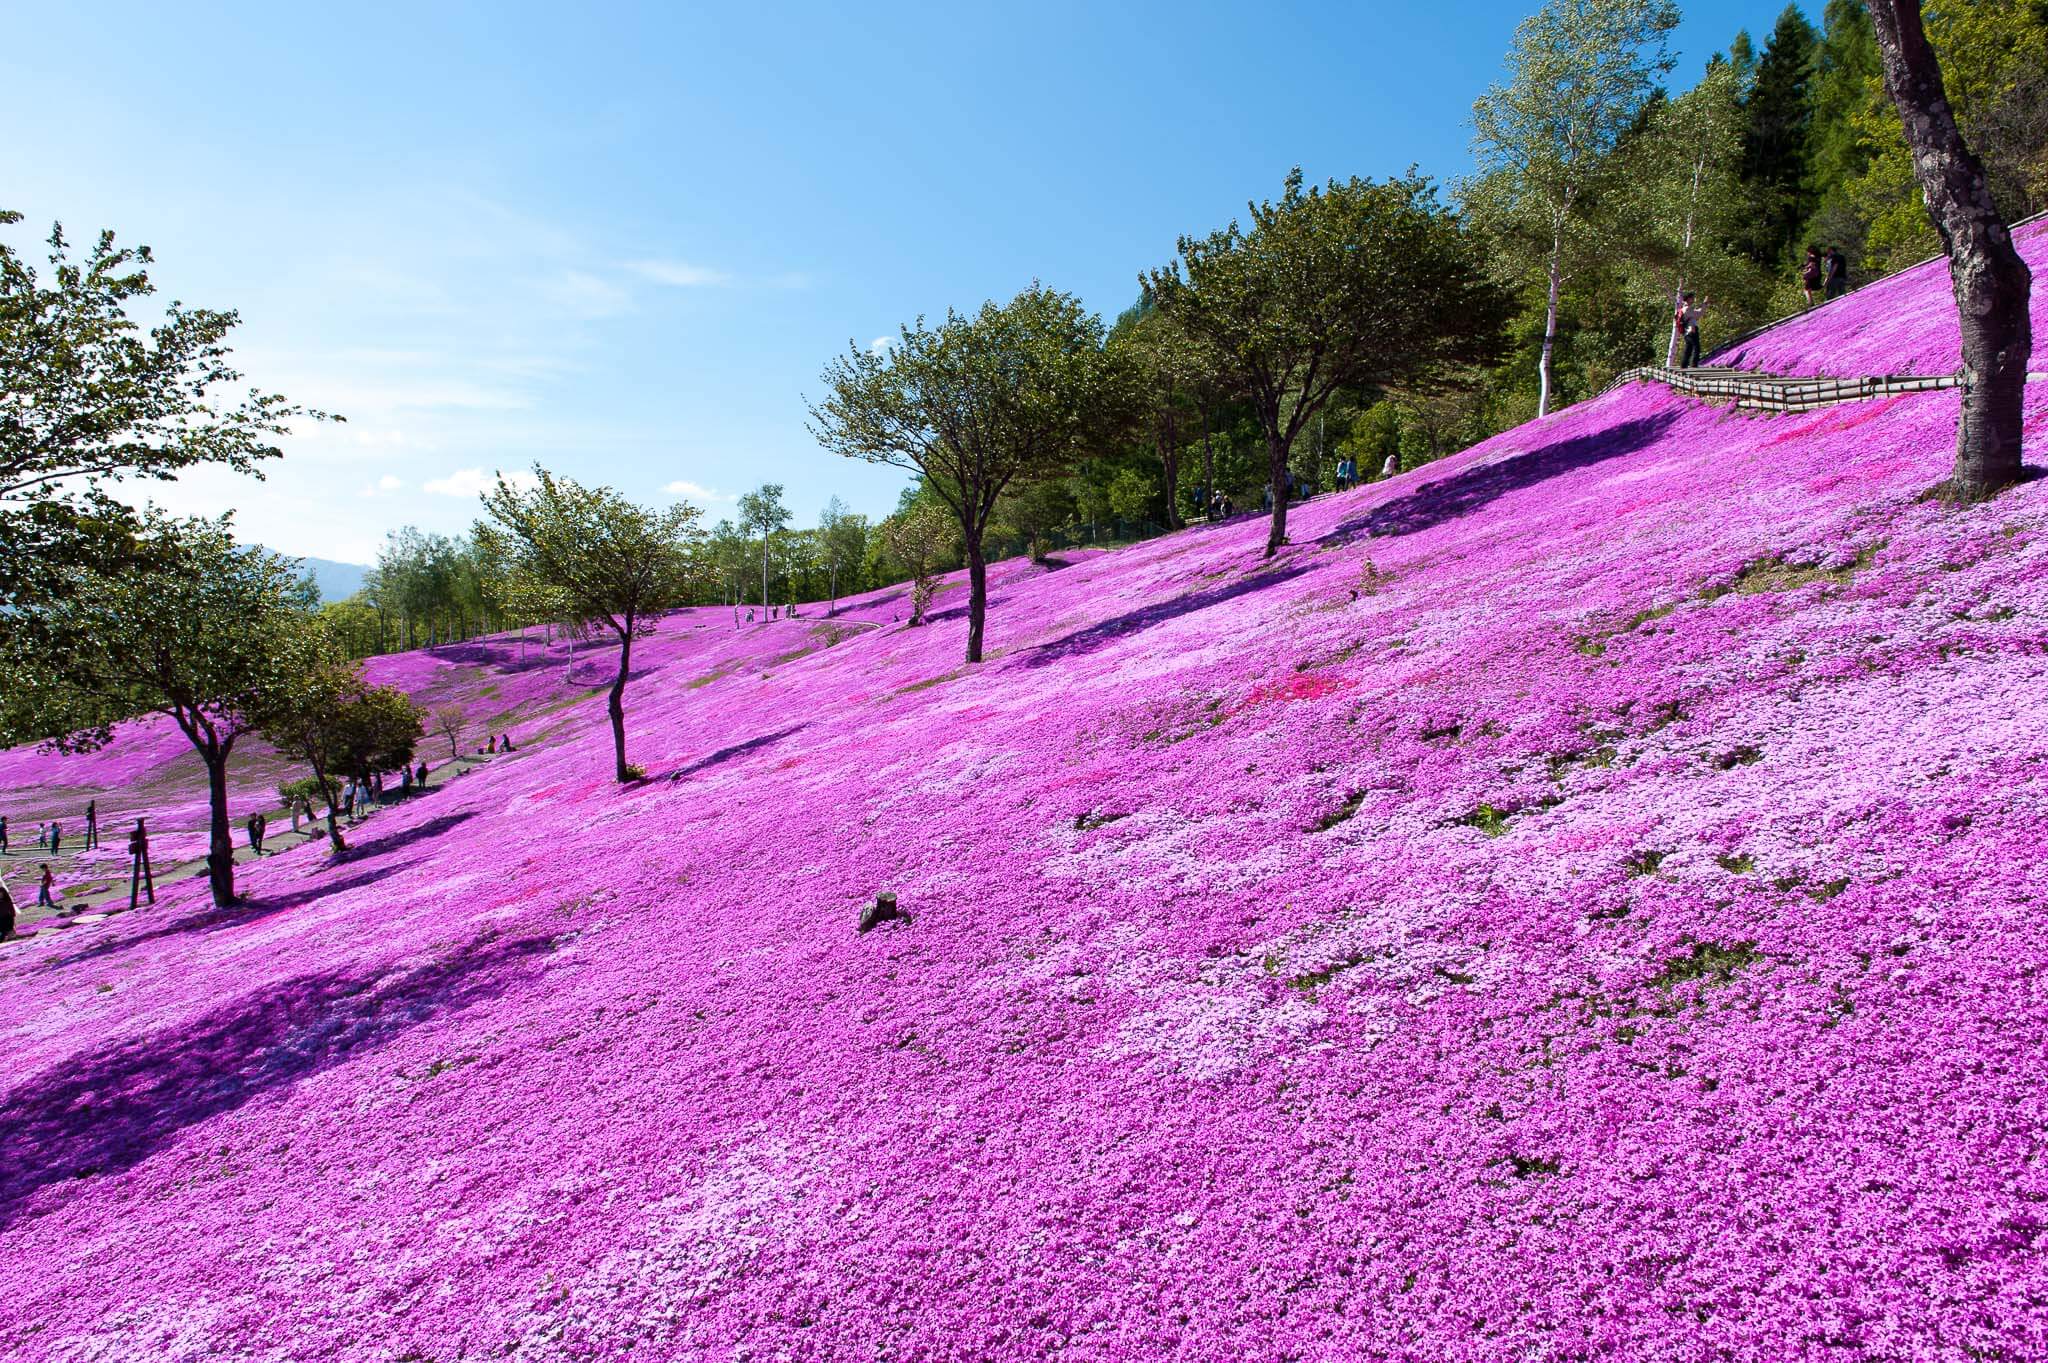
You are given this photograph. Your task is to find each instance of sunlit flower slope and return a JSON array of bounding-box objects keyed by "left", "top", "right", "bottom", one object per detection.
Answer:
[{"left": 3, "top": 230, "right": 2047, "bottom": 1362}]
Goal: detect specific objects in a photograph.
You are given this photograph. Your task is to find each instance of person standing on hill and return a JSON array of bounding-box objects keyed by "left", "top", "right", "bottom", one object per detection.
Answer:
[
  {"left": 1801, "top": 246, "right": 1824, "bottom": 307},
  {"left": 1675, "top": 293, "right": 1707, "bottom": 369},
  {"left": 0, "top": 879, "right": 15, "bottom": 939},
  {"left": 48, "top": 821, "right": 62, "bottom": 856},
  {"left": 0, "top": 814, "right": 9, "bottom": 856},
  {"left": 128, "top": 819, "right": 154, "bottom": 908},
  {"left": 246, "top": 811, "right": 266, "bottom": 857},
  {"left": 84, "top": 799, "right": 98, "bottom": 850},
  {"left": 1823, "top": 246, "right": 1849, "bottom": 300},
  {"left": 37, "top": 863, "right": 55, "bottom": 909}
]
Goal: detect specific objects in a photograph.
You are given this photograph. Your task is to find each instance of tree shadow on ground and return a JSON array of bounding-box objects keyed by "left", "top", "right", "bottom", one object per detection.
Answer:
[
  {"left": 0, "top": 926, "right": 554, "bottom": 1234},
  {"left": 1020, "top": 558, "right": 1315, "bottom": 670},
  {"left": 422, "top": 640, "right": 571, "bottom": 675},
  {"left": 666, "top": 725, "right": 809, "bottom": 782},
  {"left": 26, "top": 859, "right": 424, "bottom": 976},
  {"left": 335, "top": 811, "right": 478, "bottom": 863},
  {"left": 1324, "top": 411, "right": 1683, "bottom": 542}
]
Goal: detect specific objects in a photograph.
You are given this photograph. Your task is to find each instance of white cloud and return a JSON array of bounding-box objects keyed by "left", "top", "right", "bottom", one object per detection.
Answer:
[
  {"left": 628, "top": 259, "right": 734, "bottom": 288},
  {"left": 663, "top": 479, "right": 734, "bottom": 503},
  {"left": 542, "top": 269, "right": 633, "bottom": 318},
  {"left": 359, "top": 473, "right": 407, "bottom": 498},
  {"left": 423, "top": 467, "right": 537, "bottom": 498},
  {"left": 868, "top": 335, "right": 893, "bottom": 355}
]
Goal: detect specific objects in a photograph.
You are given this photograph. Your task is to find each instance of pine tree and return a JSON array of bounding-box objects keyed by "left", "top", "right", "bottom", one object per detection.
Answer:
[{"left": 1738, "top": 6, "right": 1821, "bottom": 269}]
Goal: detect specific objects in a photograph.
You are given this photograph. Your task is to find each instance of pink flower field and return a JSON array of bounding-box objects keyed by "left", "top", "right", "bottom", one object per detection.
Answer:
[{"left": 2, "top": 232, "right": 2047, "bottom": 1361}]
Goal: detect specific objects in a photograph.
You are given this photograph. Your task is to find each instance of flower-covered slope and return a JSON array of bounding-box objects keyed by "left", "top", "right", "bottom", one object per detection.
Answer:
[
  {"left": 1718, "top": 217, "right": 2047, "bottom": 376},
  {"left": 3, "top": 232, "right": 2048, "bottom": 1362}
]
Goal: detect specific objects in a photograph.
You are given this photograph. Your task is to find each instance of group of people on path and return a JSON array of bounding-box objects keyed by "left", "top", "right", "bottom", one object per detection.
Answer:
[
  {"left": 735, "top": 605, "right": 802, "bottom": 627},
  {"left": 0, "top": 811, "right": 154, "bottom": 936},
  {"left": 2, "top": 734, "right": 526, "bottom": 934},
  {"left": 0, "top": 800, "right": 102, "bottom": 859}
]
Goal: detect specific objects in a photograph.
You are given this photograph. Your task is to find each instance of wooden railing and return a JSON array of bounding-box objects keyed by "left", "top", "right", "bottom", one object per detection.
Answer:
[{"left": 1600, "top": 364, "right": 1965, "bottom": 413}]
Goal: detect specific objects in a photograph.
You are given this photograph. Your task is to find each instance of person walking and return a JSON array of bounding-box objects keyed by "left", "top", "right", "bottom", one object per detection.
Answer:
[
  {"left": 128, "top": 818, "right": 155, "bottom": 909},
  {"left": 0, "top": 813, "right": 9, "bottom": 856},
  {"left": 246, "top": 811, "right": 267, "bottom": 857},
  {"left": 1675, "top": 293, "right": 1707, "bottom": 369},
  {"left": 1823, "top": 246, "right": 1848, "bottom": 300},
  {"left": 48, "top": 821, "right": 62, "bottom": 857},
  {"left": 37, "top": 863, "right": 56, "bottom": 909},
  {"left": 84, "top": 799, "right": 99, "bottom": 850},
  {"left": 415, "top": 761, "right": 429, "bottom": 787},
  {"left": 1801, "top": 245, "right": 1824, "bottom": 307}
]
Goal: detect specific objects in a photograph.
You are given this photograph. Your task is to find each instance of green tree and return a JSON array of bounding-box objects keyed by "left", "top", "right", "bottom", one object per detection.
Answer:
[
  {"left": 1147, "top": 172, "right": 1512, "bottom": 555},
  {"left": 736, "top": 483, "right": 792, "bottom": 611},
  {"left": 878, "top": 498, "right": 956, "bottom": 627},
  {"left": 1114, "top": 310, "right": 1208, "bottom": 529},
  {"left": 1803, "top": 0, "right": 1884, "bottom": 256},
  {"left": 258, "top": 640, "right": 424, "bottom": 853},
  {"left": 1610, "top": 58, "right": 1763, "bottom": 362},
  {"left": 1847, "top": 0, "right": 2048, "bottom": 272},
  {"left": 0, "top": 211, "right": 335, "bottom": 604},
  {"left": 818, "top": 497, "right": 869, "bottom": 615},
  {"left": 811, "top": 284, "right": 1112, "bottom": 663},
  {"left": 1469, "top": 0, "right": 1679, "bottom": 417},
  {"left": 476, "top": 468, "right": 702, "bottom": 782},
  {"left": 1867, "top": 0, "right": 2035, "bottom": 500},
  {"left": 0, "top": 514, "right": 308, "bottom": 905},
  {"left": 1738, "top": 6, "right": 1821, "bottom": 270}
]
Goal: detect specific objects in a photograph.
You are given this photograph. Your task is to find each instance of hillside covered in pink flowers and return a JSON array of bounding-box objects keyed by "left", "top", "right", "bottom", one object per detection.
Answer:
[{"left": 2, "top": 229, "right": 2047, "bottom": 1361}]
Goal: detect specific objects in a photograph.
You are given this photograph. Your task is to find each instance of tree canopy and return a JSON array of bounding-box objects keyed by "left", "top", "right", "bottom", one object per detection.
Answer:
[
  {"left": 810, "top": 284, "right": 1113, "bottom": 662},
  {"left": 476, "top": 467, "right": 701, "bottom": 781},
  {"left": 1146, "top": 171, "right": 1512, "bottom": 555}
]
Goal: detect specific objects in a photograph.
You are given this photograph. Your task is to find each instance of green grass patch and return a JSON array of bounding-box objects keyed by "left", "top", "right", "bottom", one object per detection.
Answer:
[
  {"left": 1647, "top": 939, "right": 1758, "bottom": 990},
  {"left": 1623, "top": 850, "right": 1666, "bottom": 877}
]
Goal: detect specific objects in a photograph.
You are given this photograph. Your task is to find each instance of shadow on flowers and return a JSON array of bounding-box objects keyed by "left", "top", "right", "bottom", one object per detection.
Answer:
[
  {"left": 1333, "top": 410, "right": 1682, "bottom": 540},
  {"left": 29, "top": 860, "right": 420, "bottom": 976},
  {"left": 426, "top": 640, "right": 574, "bottom": 675},
  {"left": 339, "top": 810, "right": 478, "bottom": 863},
  {"left": 1021, "top": 559, "right": 1314, "bottom": 668},
  {"left": 0, "top": 927, "right": 555, "bottom": 1233},
  {"left": 665, "top": 724, "right": 809, "bottom": 781}
]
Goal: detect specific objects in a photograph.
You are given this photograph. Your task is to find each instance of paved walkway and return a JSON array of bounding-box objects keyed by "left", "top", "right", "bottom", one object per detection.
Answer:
[{"left": 3, "top": 752, "right": 499, "bottom": 936}]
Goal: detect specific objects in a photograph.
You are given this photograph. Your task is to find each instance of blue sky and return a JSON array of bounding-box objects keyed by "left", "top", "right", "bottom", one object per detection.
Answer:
[{"left": 4, "top": 0, "right": 1787, "bottom": 564}]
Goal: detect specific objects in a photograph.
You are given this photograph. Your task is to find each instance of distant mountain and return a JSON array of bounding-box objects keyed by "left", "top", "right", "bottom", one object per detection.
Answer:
[{"left": 271, "top": 552, "right": 371, "bottom": 604}]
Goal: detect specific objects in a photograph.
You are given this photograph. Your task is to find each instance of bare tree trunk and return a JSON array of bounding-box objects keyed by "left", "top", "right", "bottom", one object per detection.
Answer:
[
  {"left": 315, "top": 769, "right": 347, "bottom": 853},
  {"left": 609, "top": 628, "right": 635, "bottom": 781},
  {"left": 202, "top": 750, "right": 236, "bottom": 906},
  {"left": 1666, "top": 156, "right": 1706, "bottom": 368},
  {"left": 1868, "top": 0, "right": 2034, "bottom": 501},
  {"left": 1160, "top": 443, "right": 1181, "bottom": 530},
  {"left": 1538, "top": 233, "right": 1563, "bottom": 418},
  {"left": 964, "top": 535, "right": 989, "bottom": 663},
  {"left": 1264, "top": 429, "right": 1291, "bottom": 558},
  {"left": 760, "top": 535, "right": 771, "bottom": 610},
  {"left": 1201, "top": 423, "right": 1216, "bottom": 514}
]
